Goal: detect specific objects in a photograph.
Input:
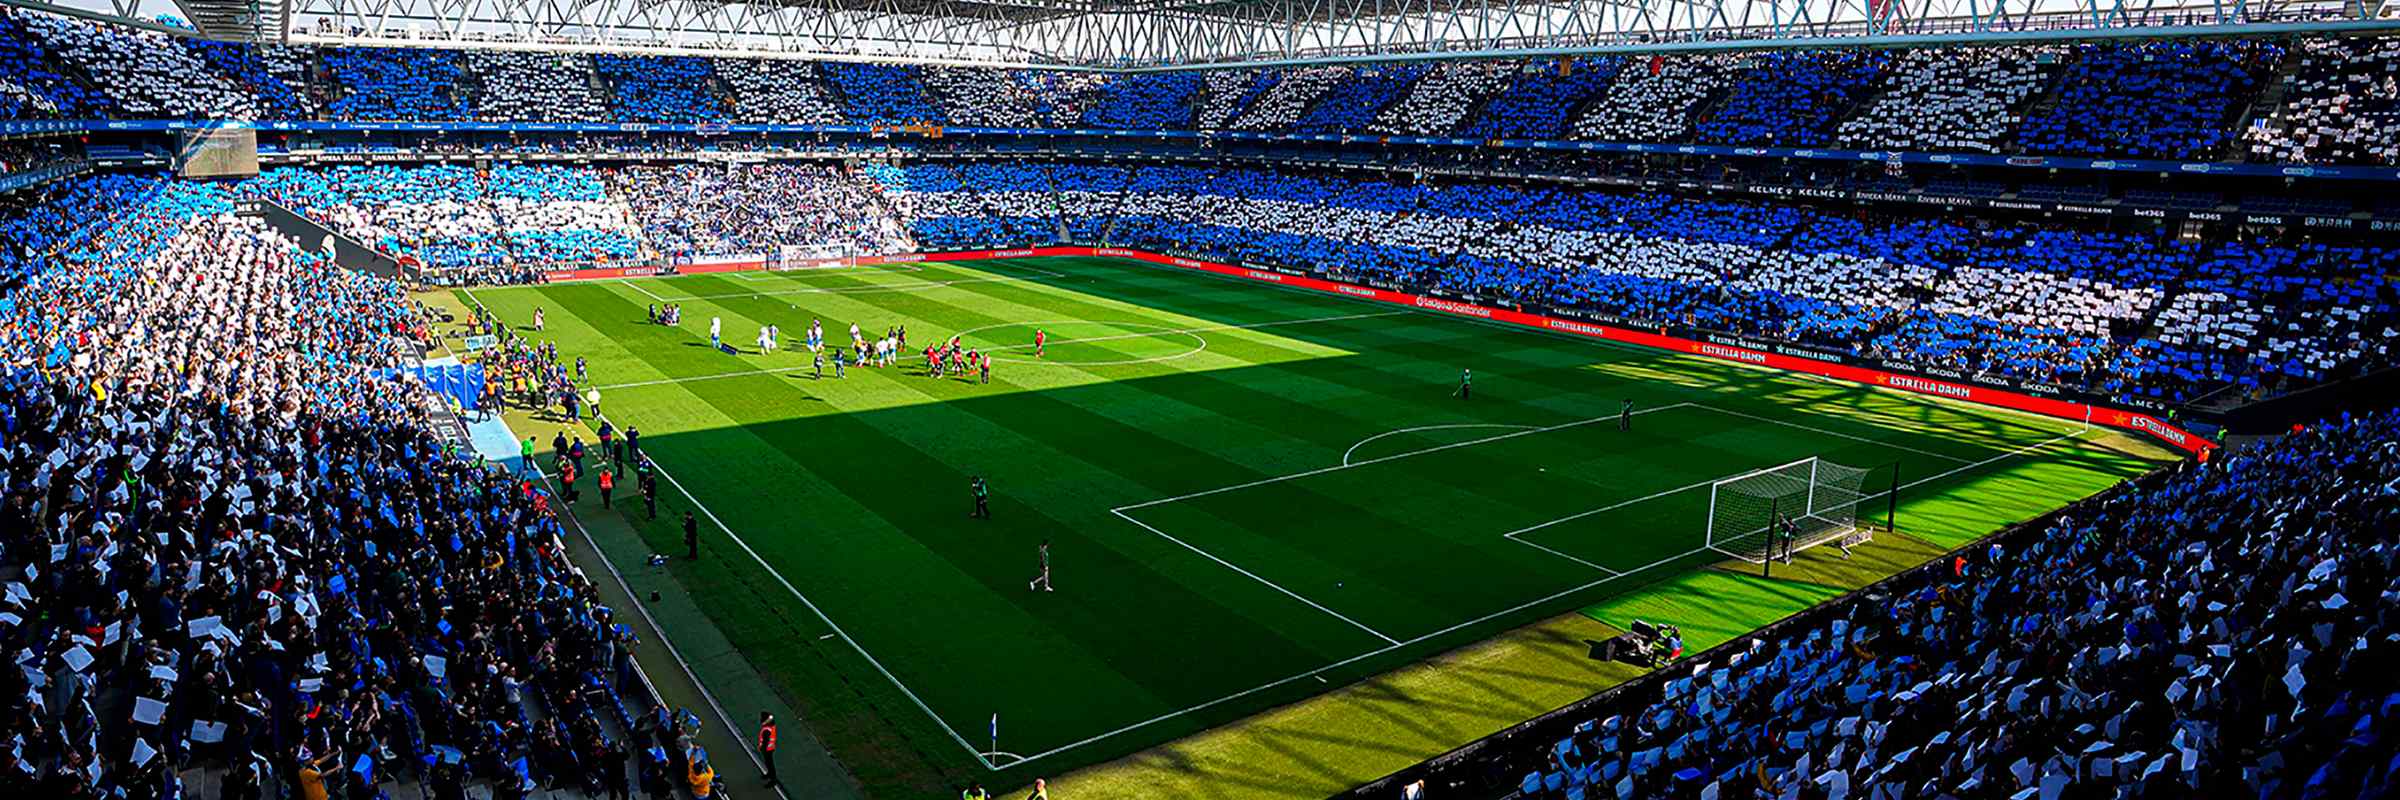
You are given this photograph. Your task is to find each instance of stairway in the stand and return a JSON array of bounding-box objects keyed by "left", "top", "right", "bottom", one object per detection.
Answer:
[{"left": 179, "top": 0, "right": 284, "bottom": 40}]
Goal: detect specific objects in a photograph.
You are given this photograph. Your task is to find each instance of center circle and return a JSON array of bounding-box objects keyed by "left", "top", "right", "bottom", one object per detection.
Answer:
[{"left": 951, "top": 320, "right": 1208, "bottom": 366}]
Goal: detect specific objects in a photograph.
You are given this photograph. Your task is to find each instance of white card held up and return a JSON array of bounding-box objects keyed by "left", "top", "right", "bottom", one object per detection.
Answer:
[{"left": 132, "top": 697, "right": 168, "bottom": 725}]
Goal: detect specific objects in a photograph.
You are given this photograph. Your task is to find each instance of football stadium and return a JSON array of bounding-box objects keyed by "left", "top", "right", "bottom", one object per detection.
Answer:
[{"left": 1, "top": 0, "right": 2397, "bottom": 797}]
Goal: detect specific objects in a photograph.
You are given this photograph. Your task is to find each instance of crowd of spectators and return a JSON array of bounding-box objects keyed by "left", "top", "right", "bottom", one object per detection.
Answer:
[
  {"left": 465, "top": 51, "right": 607, "bottom": 123},
  {"left": 718, "top": 58, "right": 844, "bottom": 125},
  {"left": 1454, "top": 58, "right": 1619, "bottom": 140},
  {"left": 2015, "top": 40, "right": 2283, "bottom": 160},
  {"left": 609, "top": 162, "right": 910, "bottom": 258},
  {"left": 248, "top": 164, "right": 645, "bottom": 269},
  {"left": 1079, "top": 72, "right": 1203, "bottom": 130},
  {"left": 1496, "top": 408, "right": 2399, "bottom": 798},
  {"left": 593, "top": 55, "right": 727, "bottom": 124},
  {"left": 863, "top": 162, "right": 1057, "bottom": 248},
  {"left": 1694, "top": 51, "right": 1887, "bottom": 147},
  {"left": 1194, "top": 69, "right": 1274, "bottom": 130},
  {"left": 0, "top": 170, "right": 675, "bottom": 799},
  {"left": 22, "top": 12, "right": 259, "bottom": 120},
  {"left": 1287, "top": 64, "right": 1427, "bottom": 134},
  {"left": 822, "top": 63, "right": 944, "bottom": 126},
  {"left": 176, "top": 40, "right": 317, "bottom": 122},
  {"left": 17, "top": 9, "right": 2400, "bottom": 172},
  {"left": 1835, "top": 46, "right": 2054, "bottom": 153},
  {"left": 2246, "top": 37, "right": 2400, "bottom": 166},
  {"left": 11, "top": 10, "right": 2397, "bottom": 171},
  {"left": 1000, "top": 162, "right": 2395, "bottom": 404},
  {"left": 1366, "top": 62, "right": 1513, "bottom": 137},
  {"left": 1568, "top": 54, "right": 1732, "bottom": 142},
  {"left": 322, "top": 47, "right": 471, "bottom": 122},
  {"left": 0, "top": 9, "right": 112, "bottom": 119},
  {"left": 1228, "top": 66, "right": 1348, "bottom": 131},
  {"left": 922, "top": 67, "right": 1046, "bottom": 128}
]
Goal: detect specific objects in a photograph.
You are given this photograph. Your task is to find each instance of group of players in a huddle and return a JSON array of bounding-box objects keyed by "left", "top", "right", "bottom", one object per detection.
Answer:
[{"left": 648, "top": 302, "right": 1044, "bottom": 384}]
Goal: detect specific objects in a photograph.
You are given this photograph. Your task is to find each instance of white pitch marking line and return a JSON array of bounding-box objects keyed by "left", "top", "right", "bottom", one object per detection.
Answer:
[
  {"left": 667, "top": 268, "right": 1073, "bottom": 301},
  {"left": 586, "top": 310, "right": 1412, "bottom": 391},
  {"left": 1502, "top": 477, "right": 1721, "bottom": 541},
  {"left": 1507, "top": 536, "right": 1622, "bottom": 575},
  {"left": 1341, "top": 423, "right": 1538, "bottom": 467},
  {"left": 1117, "top": 403, "right": 1698, "bottom": 513},
  {"left": 570, "top": 410, "right": 993, "bottom": 765},
  {"left": 515, "top": 469, "right": 792, "bottom": 799},
  {"left": 1112, "top": 509, "right": 1401, "bottom": 645},
  {"left": 1689, "top": 403, "right": 1975, "bottom": 464},
  {"left": 976, "top": 310, "right": 1408, "bottom": 354},
  {"left": 622, "top": 279, "right": 668, "bottom": 302},
  {"left": 1030, "top": 427, "right": 2098, "bottom": 770}
]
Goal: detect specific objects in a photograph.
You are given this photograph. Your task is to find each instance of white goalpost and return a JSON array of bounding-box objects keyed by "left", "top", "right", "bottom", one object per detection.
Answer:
[{"left": 1704, "top": 456, "right": 1878, "bottom": 564}]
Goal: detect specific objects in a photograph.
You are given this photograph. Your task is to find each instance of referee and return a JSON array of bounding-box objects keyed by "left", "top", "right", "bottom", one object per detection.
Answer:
[
  {"left": 1619, "top": 398, "right": 1634, "bottom": 431},
  {"left": 970, "top": 476, "right": 991, "bottom": 519}
]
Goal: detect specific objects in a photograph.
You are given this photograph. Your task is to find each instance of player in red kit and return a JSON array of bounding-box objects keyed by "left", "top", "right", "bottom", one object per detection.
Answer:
[{"left": 1034, "top": 329, "right": 1045, "bottom": 358}]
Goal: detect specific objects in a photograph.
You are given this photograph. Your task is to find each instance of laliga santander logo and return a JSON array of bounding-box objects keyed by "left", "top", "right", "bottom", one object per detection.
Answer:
[{"left": 1413, "top": 297, "right": 1492, "bottom": 318}]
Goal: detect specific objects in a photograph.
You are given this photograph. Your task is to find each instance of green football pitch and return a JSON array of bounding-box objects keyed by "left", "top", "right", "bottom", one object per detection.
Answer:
[{"left": 455, "top": 255, "right": 2170, "bottom": 791}]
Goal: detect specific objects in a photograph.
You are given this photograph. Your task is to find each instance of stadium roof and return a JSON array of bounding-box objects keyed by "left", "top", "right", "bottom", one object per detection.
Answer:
[{"left": 13, "top": 0, "right": 2394, "bottom": 66}]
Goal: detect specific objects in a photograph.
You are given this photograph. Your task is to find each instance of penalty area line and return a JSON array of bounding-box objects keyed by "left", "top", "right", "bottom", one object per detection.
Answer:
[
  {"left": 1111, "top": 508, "right": 1401, "bottom": 646},
  {"left": 1120, "top": 402, "right": 1698, "bottom": 513},
  {"left": 1018, "top": 425, "right": 2098, "bottom": 770}
]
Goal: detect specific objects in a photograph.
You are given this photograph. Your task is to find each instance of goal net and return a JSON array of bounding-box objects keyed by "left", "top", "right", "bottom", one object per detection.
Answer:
[{"left": 1706, "top": 457, "right": 1875, "bottom": 563}]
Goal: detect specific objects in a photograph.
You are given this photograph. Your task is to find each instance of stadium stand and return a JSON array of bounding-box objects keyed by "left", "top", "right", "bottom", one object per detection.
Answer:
[
  {"left": 717, "top": 58, "right": 845, "bottom": 125},
  {"left": 0, "top": 172, "right": 658, "bottom": 799},
  {"left": 593, "top": 55, "right": 728, "bottom": 124},
  {"left": 1487, "top": 411, "right": 2400, "bottom": 797},
  {"left": 1079, "top": 71, "right": 1205, "bottom": 129},
  {"left": 178, "top": 40, "right": 317, "bottom": 121},
  {"left": 822, "top": 62, "right": 946, "bottom": 125},
  {"left": 0, "top": 9, "right": 114, "bottom": 119},
  {"left": 1194, "top": 69, "right": 1275, "bottom": 129},
  {"left": 2246, "top": 37, "right": 2400, "bottom": 165},
  {"left": 1364, "top": 62, "right": 1510, "bottom": 136},
  {"left": 248, "top": 164, "right": 644, "bottom": 269},
  {"left": 2014, "top": 40, "right": 2284, "bottom": 160},
  {"left": 608, "top": 162, "right": 910, "bottom": 258},
  {"left": 1836, "top": 46, "right": 2056, "bottom": 153},
  {"left": 1569, "top": 54, "right": 1731, "bottom": 142},
  {"left": 1019, "top": 70, "right": 1109, "bottom": 128},
  {"left": 464, "top": 51, "right": 607, "bottom": 123},
  {"left": 321, "top": 47, "right": 472, "bottom": 122},
  {"left": 1228, "top": 66, "right": 1349, "bottom": 131},
  {"left": 6, "top": 11, "right": 2400, "bottom": 796},
  {"left": 22, "top": 12, "right": 259, "bottom": 120},
  {"left": 1287, "top": 63, "right": 1427, "bottom": 134},
  {"left": 1693, "top": 50, "right": 1887, "bottom": 147},
  {"left": 923, "top": 66, "right": 1045, "bottom": 128},
  {"left": 1454, "top": 58, "right": 1620, "bottom": 140}
]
